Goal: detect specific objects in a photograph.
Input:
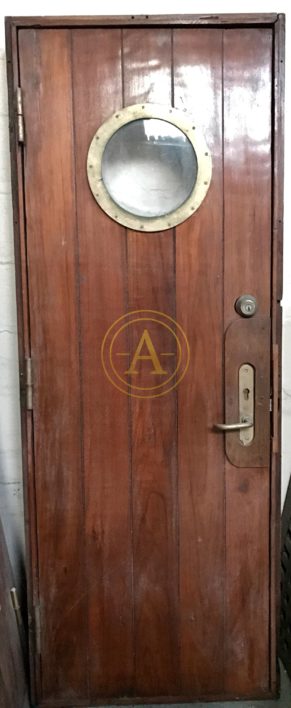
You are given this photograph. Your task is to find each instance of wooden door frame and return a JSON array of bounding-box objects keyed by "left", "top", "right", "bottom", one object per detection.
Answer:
[{"left": 5, "top": 13, "right": 285, "bottom": 704}]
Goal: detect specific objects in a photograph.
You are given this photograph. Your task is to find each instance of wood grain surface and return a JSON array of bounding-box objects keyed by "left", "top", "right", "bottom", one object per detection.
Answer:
[
  {"left": 11, "top": 18, "right": 281, "bottom": 706},
  {"left": 7, "top": 14, "right": 279, "bottom": 29},
  {"left": 174, "top": 28, "right": 225, "bottom": 695},
  {"left": 19, "top": 29, "right": 89, "bottom": 702},
  {"left": 71, "top": 28, "right": 134, "bottom": 698},
  {"left": 122, "top": 28, "right": 179, "bottom": 697},
  {"left": 223, "top": 28, "right": 272, "bottom": 696}
]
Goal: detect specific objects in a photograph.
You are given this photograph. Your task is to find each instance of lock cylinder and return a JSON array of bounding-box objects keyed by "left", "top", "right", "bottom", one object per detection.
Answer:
[{"left": 235, "top": 294, "right": 257, "bottom": 318}]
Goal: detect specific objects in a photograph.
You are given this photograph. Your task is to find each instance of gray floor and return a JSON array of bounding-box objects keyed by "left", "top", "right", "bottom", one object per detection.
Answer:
[{"left": 23, "top": 664, "right": 291, "bottom": 708}]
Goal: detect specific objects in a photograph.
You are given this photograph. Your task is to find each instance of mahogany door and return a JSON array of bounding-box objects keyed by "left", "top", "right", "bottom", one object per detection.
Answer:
[{"left": 6, "top": 14, "right": 284, "bottom": 708}]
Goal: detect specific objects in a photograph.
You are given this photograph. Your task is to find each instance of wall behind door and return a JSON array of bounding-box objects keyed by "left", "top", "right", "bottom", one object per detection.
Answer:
[{"left": 0, "top": 0, "right": 290, "bottom": 592}]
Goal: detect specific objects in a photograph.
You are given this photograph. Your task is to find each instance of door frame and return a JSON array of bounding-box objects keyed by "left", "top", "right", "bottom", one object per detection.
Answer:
[{"left": 5, "top": 13, "right": 285, "bottom": 704}]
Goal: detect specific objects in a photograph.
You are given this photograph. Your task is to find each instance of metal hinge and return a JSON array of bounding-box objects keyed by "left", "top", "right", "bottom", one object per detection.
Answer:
[
  {"left": 10, "top": 588, "right": 27, "bottom": 657},
  {"left": 10, "top": 587, "right": 23, "bottom": 634},
  {"left": 22, "top": 356, "right": 33, "bottom": 410},
  {"left": 16, "top": 87, "right": 24, "bottom": 144},
  {"left": 10, "top": 586, "right": 20, "bottom": 613}
]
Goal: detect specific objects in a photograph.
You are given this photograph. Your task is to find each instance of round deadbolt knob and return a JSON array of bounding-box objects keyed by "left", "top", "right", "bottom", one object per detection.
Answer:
[{"left": 235, "top": 294, "right": 257, "bottom": 318}]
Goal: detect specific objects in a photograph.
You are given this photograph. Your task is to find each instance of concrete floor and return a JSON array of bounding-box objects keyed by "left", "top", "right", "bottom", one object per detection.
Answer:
[{"left": 23, "top": 664, "right": 291, "bottom": 707}]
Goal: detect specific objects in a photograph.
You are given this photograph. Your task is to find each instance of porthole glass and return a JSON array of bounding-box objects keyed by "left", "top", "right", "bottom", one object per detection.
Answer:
[
  {"left": 87, "top": 104, "right": 212, "bottom": 232},
  {"left": 101, "top": 118, "right": 198, "bottom": 219}
]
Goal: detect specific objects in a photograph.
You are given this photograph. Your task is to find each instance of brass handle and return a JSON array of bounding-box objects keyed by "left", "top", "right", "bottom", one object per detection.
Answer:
[{"left": 213, "top": 416, "right": 253, "bottom": 432}]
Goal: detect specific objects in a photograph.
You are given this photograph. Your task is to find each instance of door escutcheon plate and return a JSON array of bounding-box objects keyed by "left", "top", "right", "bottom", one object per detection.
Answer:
[
  {"left": 224, "top": 316, "right": 270, "bottom": 468},
  {"left": 239, "top": 364, "right": 255, "bottom": 445}
]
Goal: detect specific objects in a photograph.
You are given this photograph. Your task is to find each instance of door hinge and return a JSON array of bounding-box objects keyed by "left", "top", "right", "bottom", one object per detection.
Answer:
[
  {"left": 16, "top": 87, "right": 24, "bottom": 144},
  {"left": 10, "top": 587, "right": 27, "bottom": 657},
  {"left": 10, "top": 586, "right": 20, "bottom": 613},
  {"left": 22, "top": 356, "right": 33, "bottom": 410}
]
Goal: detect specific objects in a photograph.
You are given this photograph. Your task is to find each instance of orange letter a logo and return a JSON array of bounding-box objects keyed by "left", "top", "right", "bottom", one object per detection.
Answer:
[{"left": 125, "top": 329, "right": 167, "bottom": 375}]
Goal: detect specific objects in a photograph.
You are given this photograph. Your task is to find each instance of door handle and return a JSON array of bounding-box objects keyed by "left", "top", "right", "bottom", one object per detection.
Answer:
[{"left": 213, "top": 416, "right": 253, "bottom": 432}]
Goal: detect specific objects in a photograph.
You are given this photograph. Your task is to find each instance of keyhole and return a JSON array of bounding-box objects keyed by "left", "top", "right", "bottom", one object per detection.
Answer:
[{"left": 243, "top": 387, "right": 250, "bottom": 401}]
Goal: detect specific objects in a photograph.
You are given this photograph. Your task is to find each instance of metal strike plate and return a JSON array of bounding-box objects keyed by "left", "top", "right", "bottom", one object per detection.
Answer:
[
  {"left": 239, "top": 364, "right": 254, "bottom": 445},
  {"left": 235, "top": 294, "right": 257, "bottom": 318}
]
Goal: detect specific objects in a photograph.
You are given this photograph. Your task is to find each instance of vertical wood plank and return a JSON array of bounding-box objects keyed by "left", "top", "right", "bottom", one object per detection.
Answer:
[
  {"left": 123, "top": 28, "right": 180, "bottom": 696},
  {"left": 71, "top": 29, "right": 134, "bottom": 698},
  {"left": 174, "top": 29, "right": 225, "bottom": 695},
  {"left": 19, "top": 29, "right": 88, "bottom": 702},
  {"left": 223, "top": 28, "right": 273, "bottom": 695}
]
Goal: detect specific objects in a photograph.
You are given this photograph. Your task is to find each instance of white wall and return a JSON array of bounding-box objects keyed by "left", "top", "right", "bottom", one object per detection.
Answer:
[{"left": 0, "top": 0, "right": 290, "bottom": 589}]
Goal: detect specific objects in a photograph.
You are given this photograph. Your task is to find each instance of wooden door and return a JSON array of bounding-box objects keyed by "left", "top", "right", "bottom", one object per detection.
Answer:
[{"left": 6, "top": 14, "right": 284, "bottom": 708}]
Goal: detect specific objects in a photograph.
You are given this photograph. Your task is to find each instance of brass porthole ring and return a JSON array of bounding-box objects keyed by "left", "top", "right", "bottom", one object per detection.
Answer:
[{"left": 87, "top": 103, "right": 212, "bottom": 233}]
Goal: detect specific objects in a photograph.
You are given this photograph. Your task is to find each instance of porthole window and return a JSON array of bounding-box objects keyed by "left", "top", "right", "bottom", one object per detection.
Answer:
[
  {"left": 87, "top": 104, "right": 212, "bottom": 232},
  {"left": 101, "top": 118, "right": 198, "bottom": 218}
]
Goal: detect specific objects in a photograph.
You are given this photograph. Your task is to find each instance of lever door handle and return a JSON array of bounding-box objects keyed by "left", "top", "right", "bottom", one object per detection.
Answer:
[{"left": 213, "top": 416, "right": 253, "bottom": 432}]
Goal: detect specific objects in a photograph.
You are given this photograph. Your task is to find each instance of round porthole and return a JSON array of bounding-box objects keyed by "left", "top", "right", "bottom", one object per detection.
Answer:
[{"left": 87, "top": 104, "right": 212, "bottom": 232}]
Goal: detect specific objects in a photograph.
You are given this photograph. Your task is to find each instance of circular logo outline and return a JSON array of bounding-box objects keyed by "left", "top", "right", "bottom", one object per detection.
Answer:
[
  {"left": 109, "top": 318, "right": 182, "bottom": 391},
  {"left": 101, "top": 310, "right": 190, "bottom": 399}
]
